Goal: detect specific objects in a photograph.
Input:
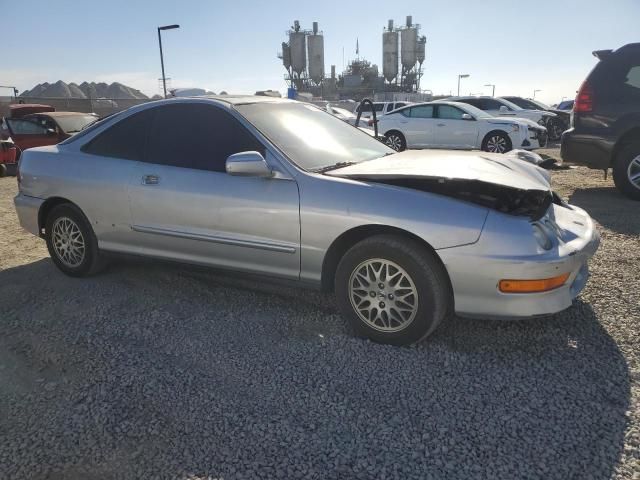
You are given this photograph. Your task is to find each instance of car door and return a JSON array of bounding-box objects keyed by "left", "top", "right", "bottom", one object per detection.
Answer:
[
  {"left": 402, "top": 105, "right": 436, "bottom": 147},
  {"left": 127, "top": 102, "right": 301, "bottom": 279},
  {"left": 432, "top": 104, "right": 479, "bottom": 149},
  {"left": 5, "top": 118, "right": 56, "bottom": 151}
]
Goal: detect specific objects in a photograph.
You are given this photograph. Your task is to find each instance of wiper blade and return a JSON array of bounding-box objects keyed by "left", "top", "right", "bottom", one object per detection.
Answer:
[{"left": 314, "top": 161, "right": 357, "bottom": 173}]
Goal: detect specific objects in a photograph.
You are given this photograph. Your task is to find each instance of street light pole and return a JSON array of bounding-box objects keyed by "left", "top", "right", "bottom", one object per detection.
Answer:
[
  {"left": 484, "top": 84, "right": 495, "bottom": 96},
  {"left": 533, "top": 89, "right": 541, "bottom": 99},
  {"left": 157, "top": 24, "right": 180, "bottom": 99},
  {"left": 457, "top": 74, "right": 470, "bottom": 96}
]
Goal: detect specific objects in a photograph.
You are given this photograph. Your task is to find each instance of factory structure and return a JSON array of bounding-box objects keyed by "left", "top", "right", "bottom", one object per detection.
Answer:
[{"left": 278, "top": 16, "right": 429, "bottom": 101}]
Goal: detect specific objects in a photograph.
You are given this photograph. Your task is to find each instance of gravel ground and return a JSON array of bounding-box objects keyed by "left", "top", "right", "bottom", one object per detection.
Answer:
[{"left": 0, "top": 161, "right": 639, "bottom": 480}]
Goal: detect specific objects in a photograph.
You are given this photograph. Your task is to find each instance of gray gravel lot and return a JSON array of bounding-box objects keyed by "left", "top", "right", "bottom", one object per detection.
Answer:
[{"left": 0, "top": 163, "right": 638, "bottom": 479}]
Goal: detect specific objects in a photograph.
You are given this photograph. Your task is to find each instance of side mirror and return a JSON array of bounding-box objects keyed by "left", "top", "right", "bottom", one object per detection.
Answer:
[
  {"left": 461, "top": 113, "right": 474, "bottom": 120},
  {"left": 226, "top": 151, "right": 272, "bottom": 177},
  {"left": 46, "top": 128, "right": 57, "bottom": 135},
  {"left": 499, "top": 105, "right": 509, "bottom": 113}
]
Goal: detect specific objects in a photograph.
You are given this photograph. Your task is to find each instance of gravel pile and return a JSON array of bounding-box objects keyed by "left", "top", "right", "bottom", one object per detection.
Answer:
[{"left": 0, "top": 166, "right": 638, "bottom": 479}]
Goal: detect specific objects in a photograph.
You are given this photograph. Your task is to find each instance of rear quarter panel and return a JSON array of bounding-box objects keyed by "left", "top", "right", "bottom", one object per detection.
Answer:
[{"left": 18, "top": 146, "right": 137, "bottom": 246}]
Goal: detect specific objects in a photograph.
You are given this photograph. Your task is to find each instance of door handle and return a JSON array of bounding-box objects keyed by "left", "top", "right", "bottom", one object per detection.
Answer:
[
  {"left": 142, "top": 174, "right": 159, "bottom": 185},
  {"left": 400, "top": 120, "right": 409, "bottom": 124},
  {"left": 437, "top": 123, "right": 446, "bottom": 127}
]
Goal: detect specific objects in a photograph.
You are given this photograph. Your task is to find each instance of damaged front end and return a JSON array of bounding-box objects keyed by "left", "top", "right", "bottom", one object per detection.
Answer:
[{"left": 345, "top": 175, "right": 560, "bottom": 221}]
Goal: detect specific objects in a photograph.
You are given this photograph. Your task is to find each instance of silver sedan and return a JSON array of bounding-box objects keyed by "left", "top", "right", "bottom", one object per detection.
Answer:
[{"left": 14, "top": 96, "right": 599, "bottom": 345}]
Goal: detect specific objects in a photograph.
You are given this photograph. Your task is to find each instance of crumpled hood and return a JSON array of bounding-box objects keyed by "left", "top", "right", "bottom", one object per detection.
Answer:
[
  {"left": 486, "top": 117, "right": 544, "bottom": 130},
  {"left": 327, "top": 149, "right": 551, "bottom": 191}
]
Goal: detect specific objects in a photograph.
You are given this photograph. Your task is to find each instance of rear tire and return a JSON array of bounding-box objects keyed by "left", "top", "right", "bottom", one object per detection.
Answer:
[
  {"left": 0, "top": 164, "right": 6, "bottom": 178},
  {"left": 481, "top": 131, "right": 512, "bottom": 153},
  {"left": 613, "top": 142, "right": 640, "bottom": 201},
  {"left": 385, "top": 131, "right": 407, "bottom": 152},
  {"left": 45, "top": 204, "right": 105, "bottom": 277},
  {"left": 335, "top": 235, "right": 451, "bottom": 346}
]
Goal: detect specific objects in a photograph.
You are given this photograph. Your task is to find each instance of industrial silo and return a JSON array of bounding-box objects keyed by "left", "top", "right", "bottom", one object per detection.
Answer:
[
  {"left": 382, "top": 19, "right": 398, "bottom": 82},
  {"left": 281, "top": 42, "right": 291, "bottom": 70},
  {"left": 400, "top": 16, "right": 417, "bottom": 69},
  {"left": 417, "top": 36, "right": 426, "bottom": 65},
  {"left": 307, "top": 22, "right": 324, "bottom": 83},
  {"left": 289, "top": 21, "right": 307, "bottom": 75}
]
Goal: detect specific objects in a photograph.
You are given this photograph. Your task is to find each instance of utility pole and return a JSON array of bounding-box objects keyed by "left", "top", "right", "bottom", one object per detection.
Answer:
[{"left": 157, "top": 24, "right": 180, "bottom": 98}]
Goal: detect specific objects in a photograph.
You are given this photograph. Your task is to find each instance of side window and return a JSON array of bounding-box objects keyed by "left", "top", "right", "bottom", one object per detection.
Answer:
[
  {"left": 409, "top": 105, "right": 434, "bottom": 118},
  {"left": 5, "top": 118, "right": 48, "bottom": 135},
  {"left": 145, "top": 103, "right": 265, "bottom": 172},
  {"left": 400, "top": 108, "right": 411, "bottom": 117},
  {"left": 461, "top": 98, "right": 481, "bottom": 109},
  {"left": 374, "top": 104, "right": 385, "bottom": 112},
  {"left": 437, "top": 105, "right": 464, "bottom": 120},
  {"left": 395, "top": 102, "right": 406, "bottom": 109},
  {"left": 82, "top": 109, "right": 155, "bottom": 161},
  {"left": 480, "top": 98, "right": 505, "bottom": 110},
  {"left": 624, "top": 65, "right": 640, "bottom": 89}
]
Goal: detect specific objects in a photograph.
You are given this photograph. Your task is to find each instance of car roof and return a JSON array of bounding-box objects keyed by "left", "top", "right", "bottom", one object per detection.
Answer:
[
  {"left": 193, "top": 95, "right": 294, "bottom": 105},
  {"left": 26, "top": 111, "right": 98, "bottom": 118}
]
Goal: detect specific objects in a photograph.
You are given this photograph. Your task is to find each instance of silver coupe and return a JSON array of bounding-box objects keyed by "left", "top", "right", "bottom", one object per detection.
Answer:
[{"left": 14, "top": 96, "right": 600, "bottom": 345}]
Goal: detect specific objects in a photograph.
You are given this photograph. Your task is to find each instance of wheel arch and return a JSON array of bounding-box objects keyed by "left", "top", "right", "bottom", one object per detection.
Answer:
[
  {"left": 612, "top": 127, "right": 640, "bottom": 166},
  {"left": 38, "top": 197, "right": 81, "bottom": 234},
  {"left": 320, "top": 224, "right": 451, "bottom": 293}
]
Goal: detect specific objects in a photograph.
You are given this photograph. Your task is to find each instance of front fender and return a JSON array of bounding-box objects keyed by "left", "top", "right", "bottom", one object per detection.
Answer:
[{"left": 298, "top": 174, "right": 489, "bottom": 284}]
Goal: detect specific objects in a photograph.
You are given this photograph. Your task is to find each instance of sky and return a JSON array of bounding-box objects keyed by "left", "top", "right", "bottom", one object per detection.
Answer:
[{"left": 2, "top": 0, "right": 638, "bottom": 105}]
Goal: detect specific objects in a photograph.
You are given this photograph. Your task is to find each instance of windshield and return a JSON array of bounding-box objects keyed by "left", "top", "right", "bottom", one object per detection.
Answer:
[
  {"left": 55, "top": 114, "right": 99, "bottom": 134},
  {"left": 236, "top": 102, "right": 393, "bottom": 171},
  {"left": 498, "top": 98, "right": 524, "bottom": 111},
  {"left": 453, "top": 103, "right": 493, "bottom": 119}
]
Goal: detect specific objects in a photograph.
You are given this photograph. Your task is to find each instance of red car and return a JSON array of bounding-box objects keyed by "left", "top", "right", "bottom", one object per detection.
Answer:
[{"left": 1, "top": 104, "right": 98, "bottom": 161}]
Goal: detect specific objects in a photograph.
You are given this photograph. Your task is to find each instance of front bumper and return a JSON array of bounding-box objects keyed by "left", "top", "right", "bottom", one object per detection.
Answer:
[
  {"left": 14, "top": 193, "right": 44, "bottom": 237},
  {"left": 438, "top": 203, "right": 600, "bottom": 319},
  {"left": 520, "top": 128, "right": 547, "bottom": 150}
]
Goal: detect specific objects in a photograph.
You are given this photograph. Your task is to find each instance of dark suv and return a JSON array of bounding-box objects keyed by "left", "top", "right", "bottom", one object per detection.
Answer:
[{"left": 561, "top": 43, "right": 640, "bottom": 200}]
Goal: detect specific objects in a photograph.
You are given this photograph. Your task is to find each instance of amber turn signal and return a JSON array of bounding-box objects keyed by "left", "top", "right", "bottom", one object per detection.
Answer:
[{"left": 499, "top": 273, "right": 570, "bottom": 294}]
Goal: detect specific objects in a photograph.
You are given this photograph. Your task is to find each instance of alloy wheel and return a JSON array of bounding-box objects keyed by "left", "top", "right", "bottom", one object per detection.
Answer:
[
  {"left": 486, "top": 135, "right": 507, "bottom": 153},
  {"left": 52, "top": 216, "right": 86, "bottom": 268},
  {"left": 627, "top": 155, "right": 640, "bottom": 190},
  {"left": 348, "top": 258, "right": 418, "bottom": 332},
  {"left": 386, "top": 134, "right": 403, "bottom": 151}
]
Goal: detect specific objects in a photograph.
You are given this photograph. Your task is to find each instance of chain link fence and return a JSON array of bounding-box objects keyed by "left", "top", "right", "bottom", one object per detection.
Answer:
[{"left": 0, "top": 96, "right": 156, "bottom": 118}]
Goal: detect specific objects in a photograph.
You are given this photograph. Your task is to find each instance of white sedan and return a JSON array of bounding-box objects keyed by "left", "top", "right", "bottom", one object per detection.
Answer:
[{"left": 376, "top": 101, "right": 548, "bottom": 153}]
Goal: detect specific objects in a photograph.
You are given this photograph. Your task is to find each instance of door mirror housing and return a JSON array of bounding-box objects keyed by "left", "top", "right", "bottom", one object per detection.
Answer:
[
  {"left": 461, "top": 113, "right": 474, "bottom": 120},
  {"left": 46, "top": 128, "right": 57, "bottom": 135},
  {"left": 226, "top": 151, "right": 272, "bottom": 177},
  {"left": 499, "top": 105, "right": 509, "bottom": 113}
]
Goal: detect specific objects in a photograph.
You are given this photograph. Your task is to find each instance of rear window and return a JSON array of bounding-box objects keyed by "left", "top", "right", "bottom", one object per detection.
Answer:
[{"left": 591, "top": 53, "right": 640, "bottom": 101}]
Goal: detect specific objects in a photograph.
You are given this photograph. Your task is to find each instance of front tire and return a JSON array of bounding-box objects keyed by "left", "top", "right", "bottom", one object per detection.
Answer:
[
  {"left": 45, "top": 204, "right": 105, "bottom": 276},
  {"left": 385, "top": 131, "right": 407, "bottom": 152},
  {"left": 481, "top": 131, "right": 512, "bottom": 153},
  {"left": 613, "top": 142, "right": 640, "bottom": 201},
  {"left": 335, "top": 235, "right": 451, "bottom": 346}
]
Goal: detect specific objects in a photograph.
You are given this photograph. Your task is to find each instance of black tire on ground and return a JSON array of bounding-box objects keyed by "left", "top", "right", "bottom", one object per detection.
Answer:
[
  {"left": 0, "top": 164, "right": 6, "bottom": 178},
  {"left": 481, "top": 131, "right": 512, "bottom": 153},
  {"left": 335, "top": 234, "right": 452, "bottom": 346},
  {"left": 613, "top": 142, "right": 640, "bottom": 201},
  {"left": 385, "top": 131, "right": 407, "bottom": 152},
  {"left": 45, "top": 203, "right": 105, "bottom": 277}
]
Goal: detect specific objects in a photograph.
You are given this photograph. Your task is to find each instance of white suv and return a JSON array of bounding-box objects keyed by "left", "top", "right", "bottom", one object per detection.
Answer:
[{"left": 376, "top": 101, "right": 548, "bottom": 153}]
